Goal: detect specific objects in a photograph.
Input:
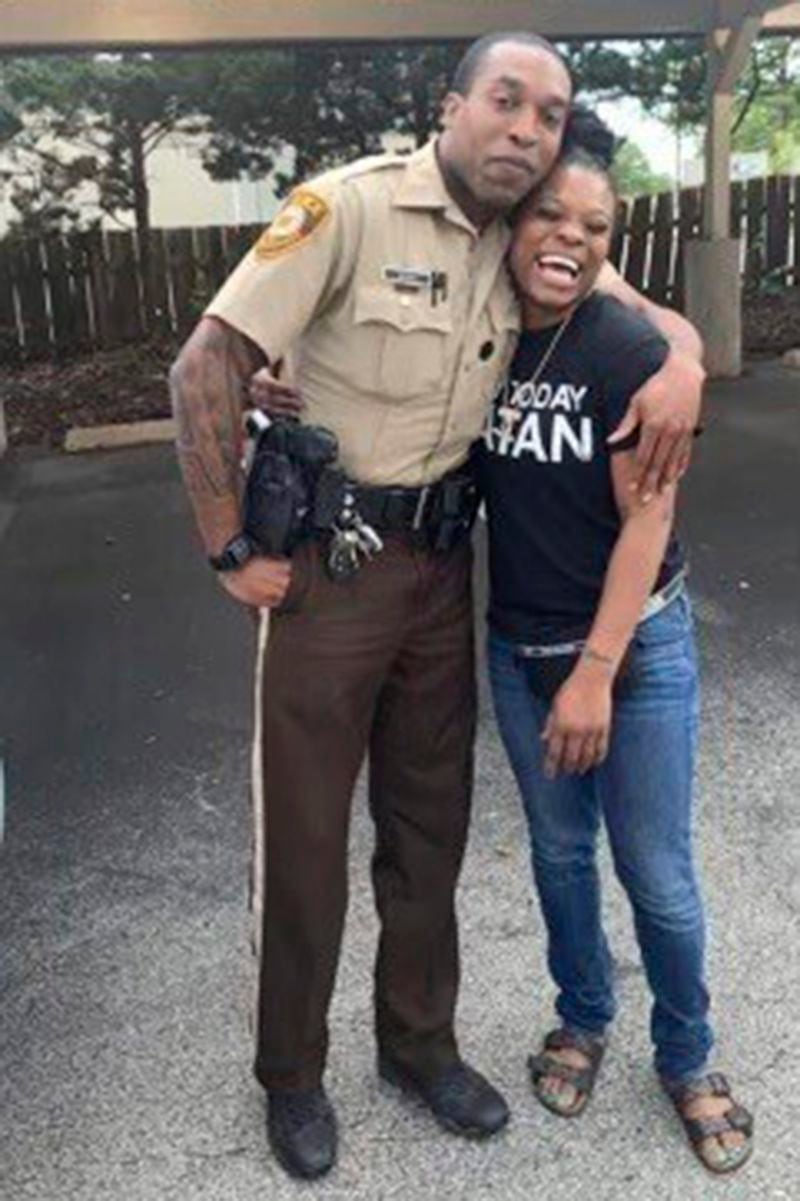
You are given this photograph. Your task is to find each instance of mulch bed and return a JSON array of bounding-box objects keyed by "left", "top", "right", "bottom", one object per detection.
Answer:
[
  {"left": 1, "top": 291, "right": 798, "bottom": 450},
  {"left": 741, "top": 288, "right": 800, "bottom": 357},
  {"left": 0, "top": 338, "right": 179, "bottom": 450}
]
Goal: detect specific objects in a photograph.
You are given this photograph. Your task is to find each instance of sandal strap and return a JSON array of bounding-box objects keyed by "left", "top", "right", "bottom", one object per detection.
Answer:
[
  {"left": 543, "top": 1027, "right": 606, "bottom": 1066},
  {"left": 664, "top": 1070, "right": 730, "bottom": 1102},
  {"left": 528, "top": 1052, "right": 596, "bottom": 1094},
  {"left": 684, "top": 1104, "right": 753, "bottom": 1145}
]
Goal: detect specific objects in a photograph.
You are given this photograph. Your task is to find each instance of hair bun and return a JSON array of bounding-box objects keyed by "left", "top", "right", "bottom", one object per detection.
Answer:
[{"left": 562, "top": 104, "right": 618, "bottom": 168}]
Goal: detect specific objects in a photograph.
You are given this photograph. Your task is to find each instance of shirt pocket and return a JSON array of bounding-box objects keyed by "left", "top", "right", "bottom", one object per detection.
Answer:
[
  {"left": 487, "top": 289, "right": 521, "bottom": 361},
  {"left": 454, "top": 289, "right": 520, "bottom": 435},
  {"left": 354, "top": 284, "right": 453, "bottom": 400}
]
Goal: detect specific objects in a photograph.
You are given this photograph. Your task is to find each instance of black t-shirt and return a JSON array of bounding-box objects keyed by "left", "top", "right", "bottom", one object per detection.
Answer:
[{"left": 476, "top": 291, "right": 685, "bottom": 645}]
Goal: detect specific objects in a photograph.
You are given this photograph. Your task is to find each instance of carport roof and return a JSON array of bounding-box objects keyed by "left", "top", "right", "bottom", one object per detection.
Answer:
[{"left": 0, "top": 0, "right": 799, "bottom": 51}]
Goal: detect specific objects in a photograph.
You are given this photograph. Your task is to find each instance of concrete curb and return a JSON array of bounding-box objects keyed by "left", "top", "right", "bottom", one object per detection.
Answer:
[{"left": 64, "top": 418, "right": 176, "bottom": 453}]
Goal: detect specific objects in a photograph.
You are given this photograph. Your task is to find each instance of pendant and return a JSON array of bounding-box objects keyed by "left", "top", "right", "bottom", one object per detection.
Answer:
[{"left": 498, "top": 405, "right": 522, "bottom": 435}]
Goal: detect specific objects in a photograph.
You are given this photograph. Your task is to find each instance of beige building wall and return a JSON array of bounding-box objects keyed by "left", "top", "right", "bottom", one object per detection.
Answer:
[
  {"left": 146, "top": 136, "right": 282, "bottom": 230},
  {"left": 0, "top": 130, "right": 418, "bottom": 237},
  {"left": 0, "top": 132, "right": 286, "bottom": 236}
]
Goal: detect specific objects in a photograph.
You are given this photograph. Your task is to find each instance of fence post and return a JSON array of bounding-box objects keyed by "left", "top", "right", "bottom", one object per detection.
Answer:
[
  {"left": 13, "top": 238, "right": 51, "bottom": 358},
  {"left": 649, "top": 192, "right": 674, "bottom": 304},
  {"left": 766, "top": 175, "right": 791, "bottom": 284},
  {"left": 625, "top": 196, "right": 652, "bottom": 292},
  {"left": 673, "top": 187, "right": 702, "bottom": 311}
]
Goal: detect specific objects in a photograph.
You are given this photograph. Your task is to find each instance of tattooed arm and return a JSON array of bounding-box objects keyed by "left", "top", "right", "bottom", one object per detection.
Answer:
[
  {"left": 170, "top": 316, "right": 291, "bottom": 608},
  {"left": 170, "top": 316, "right": 256, "bottom": 552}
]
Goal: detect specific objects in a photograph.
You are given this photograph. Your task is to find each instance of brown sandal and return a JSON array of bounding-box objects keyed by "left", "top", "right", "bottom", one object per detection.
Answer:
[
  {"left": 527, "top": 1028, "right": 606, "bottom": 1118},
  {"left": 663, "top": 1071, "right": 754, "bottom": 1174}
]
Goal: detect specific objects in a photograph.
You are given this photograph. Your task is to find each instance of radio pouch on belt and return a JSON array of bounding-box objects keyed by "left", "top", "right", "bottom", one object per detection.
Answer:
[
  {"left": 430, "top": 474, "right": 480, "bottom": 551},
  {"left": 243, "top": 415, "right": 338, "bottom": 556},
  {"left": 312, "top": 466, "right": 350, "bottom": 530}
]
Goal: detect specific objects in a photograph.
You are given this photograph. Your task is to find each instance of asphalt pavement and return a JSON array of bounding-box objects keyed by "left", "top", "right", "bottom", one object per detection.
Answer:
[{"left": 1, "top": 360, "right": 798, "bottom": 1201}]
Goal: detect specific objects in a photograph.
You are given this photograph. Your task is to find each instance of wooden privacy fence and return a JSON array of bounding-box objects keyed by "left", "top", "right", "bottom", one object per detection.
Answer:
[
  {"left": 1, "top": 175, "right": 799, "bottom": 362},
  {"left": 0, "top": 221, "right": 263, "bottom": 363},
  {"left": 611, "top": 174, "right": 800, "bottom": 308}
]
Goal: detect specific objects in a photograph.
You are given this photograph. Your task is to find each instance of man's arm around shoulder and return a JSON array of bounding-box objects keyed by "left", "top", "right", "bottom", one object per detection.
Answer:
[{"left": 596, "top": 261, "right": 705, "bottom": 497}]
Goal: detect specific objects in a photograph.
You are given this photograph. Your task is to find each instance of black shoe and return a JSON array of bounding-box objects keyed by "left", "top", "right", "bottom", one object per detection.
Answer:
[
  {"left": 266, "top": 1086, "right": 337, "bottom": 1180},
  {"left": 379, "top": 1056, "right": 509, "bottom": 1139}
]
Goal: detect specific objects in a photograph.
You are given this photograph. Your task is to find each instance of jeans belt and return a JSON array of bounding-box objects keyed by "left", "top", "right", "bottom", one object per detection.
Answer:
[
  {"left": 516, "top": 568, "right": 688, "bottom": 659},
  {"left": 640, "top": 566, "right": 687, "bottom": 622}
]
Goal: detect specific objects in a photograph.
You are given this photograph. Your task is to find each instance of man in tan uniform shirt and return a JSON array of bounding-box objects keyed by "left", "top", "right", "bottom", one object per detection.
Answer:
[
  {"left": 206, "top": 136, "right": 522, "bottom": 488},
  {"left": 171, "top": 32, "right": 704, "bottom": 1181}
]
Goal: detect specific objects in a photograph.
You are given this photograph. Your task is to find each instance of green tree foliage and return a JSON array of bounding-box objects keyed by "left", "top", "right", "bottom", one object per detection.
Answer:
[
  {"left": 0, "top": 53, "right": 229, "bottom": 321},
  {"left": 200, "top": 37, "right": 800, "bottom": 193},
  {"left": 730, "top": 40, "right": 800, "bottom": 171},
  {"left": 200, "top": 40, "right": 640, "bottom": 194},
  {"left": 0, "top": 100, "right": 22, "bottom": 146},
  {"left": 0, "top": 54, "right": 216, "bottom": 241},
  {"left": 623, "top": 36, "right": 800, "bottom": 170},
  {"left": 612, "top": 141, "right": 671, "bottom": 197},
  {"left": 200, "top": 44, "right": 464, "bottom": 192},
  {"left": 2, "top": 35, "right": 797, "bottom": 252},
  {"left": 622, "top": 38, "right": 707, "bottom": 129}
]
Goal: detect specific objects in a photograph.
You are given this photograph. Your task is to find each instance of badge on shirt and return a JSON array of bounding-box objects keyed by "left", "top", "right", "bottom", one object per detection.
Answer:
[
  {"left": 382, "top": 266, "right": 449, "bottom": 306},
  {"left": 254, "top": 188, "right": 331, "bottom": 260},
  {"left": 382, "top": 266, "right": 436, "bottom": 291}
]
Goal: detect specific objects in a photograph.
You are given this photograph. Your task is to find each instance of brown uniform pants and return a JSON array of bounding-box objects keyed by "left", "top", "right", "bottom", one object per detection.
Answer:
[{"left": 252, "top": 535, "right": 476, "bottom": 1091}]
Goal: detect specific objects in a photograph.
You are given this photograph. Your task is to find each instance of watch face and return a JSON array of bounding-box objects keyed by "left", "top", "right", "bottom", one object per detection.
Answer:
[
  {"left": 229, "top": 535, "right": 252, "bottom": 566},
  {"left": 211, "top": 535, "right": 252, "bottom": 571}
]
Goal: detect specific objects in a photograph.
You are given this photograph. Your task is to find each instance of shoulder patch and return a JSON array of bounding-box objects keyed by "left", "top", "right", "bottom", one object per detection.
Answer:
[{"left": 254, "top": 188, "right": 331, "bottom": 260}]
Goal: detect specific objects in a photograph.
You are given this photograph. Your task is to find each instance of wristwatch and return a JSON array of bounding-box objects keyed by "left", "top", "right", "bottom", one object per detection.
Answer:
[{"left": 208, "top": 533, "right": 254, "bottom": 572}]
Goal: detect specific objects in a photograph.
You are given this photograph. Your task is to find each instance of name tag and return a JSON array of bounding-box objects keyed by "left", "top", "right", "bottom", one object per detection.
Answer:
[{"left": 382, "top": 265, "right": 436, "bottom": 292}]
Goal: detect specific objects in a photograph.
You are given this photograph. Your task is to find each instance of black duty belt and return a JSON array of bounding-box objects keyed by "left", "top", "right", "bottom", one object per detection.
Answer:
[
  {"left": 310, "top": 465, "right": 479, "bottom": 559},
  {"left": 348, "top": 473, "right": 476, "bottom": 534}
]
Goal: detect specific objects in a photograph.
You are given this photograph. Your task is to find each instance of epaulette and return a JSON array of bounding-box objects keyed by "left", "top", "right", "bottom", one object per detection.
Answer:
[
  {"left": 337, "top": 153, "right": 410, "bottom": 180},
  {"left": 311, "top": 152, "right": 410, "bottom": 192}
]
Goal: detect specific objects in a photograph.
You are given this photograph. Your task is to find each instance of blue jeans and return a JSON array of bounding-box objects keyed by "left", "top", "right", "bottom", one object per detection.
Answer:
[{"left": 488, "top": 591, "right": 713, "bottom": 1082}]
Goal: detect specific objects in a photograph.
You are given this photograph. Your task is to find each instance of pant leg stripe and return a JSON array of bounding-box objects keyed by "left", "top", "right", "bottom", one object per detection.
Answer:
[{"left": 249, "top": 606, "right": 270, "bottom": 1039}]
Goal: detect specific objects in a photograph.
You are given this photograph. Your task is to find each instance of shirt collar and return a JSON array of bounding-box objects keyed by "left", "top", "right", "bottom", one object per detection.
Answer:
[
  {"left": 393, "top": 138, "right": 510, "bottom": 242},
  {"left": 392, "top": 139, "right": 451, "bottom": 209}
]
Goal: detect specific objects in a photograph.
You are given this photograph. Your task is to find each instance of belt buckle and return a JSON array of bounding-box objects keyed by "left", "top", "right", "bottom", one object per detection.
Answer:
[{"left": 411, "top": 484, "right": 432, "bottom": 531}]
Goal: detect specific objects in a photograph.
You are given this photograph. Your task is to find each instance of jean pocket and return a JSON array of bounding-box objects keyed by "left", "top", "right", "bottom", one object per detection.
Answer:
[
  {"left": 487, "top": 631, "right": 522, "bottom": 681},
  {"left": 634, "top": 590, "right": 692, "bottom": 651}
]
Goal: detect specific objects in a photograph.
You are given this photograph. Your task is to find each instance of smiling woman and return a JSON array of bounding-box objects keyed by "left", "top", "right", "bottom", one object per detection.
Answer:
[
  {"left": 510, "top": 149, "right": 617, "bottom": 326},
  {"left": 475, "top": 127, "right": 754, "bottom": 1177}
]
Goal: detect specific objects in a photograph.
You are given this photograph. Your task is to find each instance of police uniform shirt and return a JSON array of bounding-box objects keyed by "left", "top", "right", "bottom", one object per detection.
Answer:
[
  {"left": 205, "top": 140, "right": 521, "bottom": 487},
  {"left": 477, "top": 292, "right": 684, "bottom": 646}
]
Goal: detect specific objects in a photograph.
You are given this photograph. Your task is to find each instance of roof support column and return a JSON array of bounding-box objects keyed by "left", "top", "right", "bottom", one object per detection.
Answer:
[
  {"left": 705, "top": 31, "right": 735, "bottom": 239},
  {"left": 684, "top": 5, "right": 768, "bottom": 377}
]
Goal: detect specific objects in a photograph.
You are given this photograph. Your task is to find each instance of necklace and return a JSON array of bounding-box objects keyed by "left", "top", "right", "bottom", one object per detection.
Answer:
[{"left": 497, "top": 307, "right": 577, "bottom": 435}]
